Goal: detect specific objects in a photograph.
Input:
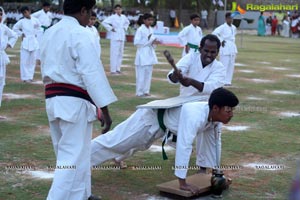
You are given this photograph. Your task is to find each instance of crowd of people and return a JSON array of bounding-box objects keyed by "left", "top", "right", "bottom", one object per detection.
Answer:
[{"left": 257, "top": 11, "right": 300, "bottom": 38}]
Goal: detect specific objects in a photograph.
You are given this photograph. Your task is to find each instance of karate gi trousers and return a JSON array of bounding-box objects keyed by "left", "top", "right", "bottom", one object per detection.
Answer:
[
  {"left": 135, "top": 65, "right": 153, "bottom": 96},
  {"left": 220, "top": 54, "right": 236, "bottom": 85},
  {"left": 0, "top": 62, "right": 6, "bottom": 107},
  {"left": 110, "top": 40, "right": 124, "bottom": 73},
  {"left": 46, "top": 96, "right": 95, "bottom": 200},
  {"left": 20, "top": 48, "right": 36, "bottom": 81}
]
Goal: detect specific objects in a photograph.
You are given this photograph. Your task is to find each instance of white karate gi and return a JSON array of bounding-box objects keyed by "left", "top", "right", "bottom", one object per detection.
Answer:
[
  {"left": 40, "top": 16, "right": 117, "bottom": 200},
  {"left": 31, "top": 9, "right": 53, "bottom": 60},
  {"left": 0, "top": 10, "right": 18, "bottom": 107},
  {"left": 178, "top": 24, "right": 202, "bottom": 57},
  {"left": 13, "top": 16, "right": 40, "bottom": 81},
  {"left": 86, "top": 25, "right": 101, "bottom": 58},
  {"left": 212, "top": 23, "right": 237, "bottom": 85},
  {"left": 91, "top": 101, "right": 219, "bottom": 179},
  {"left": 167, "top": 53, "right": 225, "bottom": 168},
  {"left": 101, "top": 14, "right": 130, "bottom": 73},
  {"left": 134, "top": 24, "right": 158, "bottom": 96}
]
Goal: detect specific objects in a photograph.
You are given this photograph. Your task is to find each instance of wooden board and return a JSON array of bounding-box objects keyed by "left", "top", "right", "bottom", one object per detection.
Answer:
[
  {"left": 137, "top": 95, "right": 208, "bottom": 109},
  {"left": 157, "top": 173, "right": 211, "bottom": 197}
]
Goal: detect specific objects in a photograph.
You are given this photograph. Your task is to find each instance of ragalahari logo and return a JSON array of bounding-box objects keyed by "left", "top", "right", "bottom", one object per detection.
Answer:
[{"left": 231, "top": 2, "right": 246, "bottom": 17}]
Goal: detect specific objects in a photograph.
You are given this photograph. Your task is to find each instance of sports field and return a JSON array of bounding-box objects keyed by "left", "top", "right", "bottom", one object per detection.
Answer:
[{"left": 0, "top": 32, "right": 300, "bottom": 199}]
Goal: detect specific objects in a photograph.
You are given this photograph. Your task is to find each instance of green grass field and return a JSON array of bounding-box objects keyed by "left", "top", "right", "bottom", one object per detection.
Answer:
[{"left": 0, "top": 32, "right": 300, "bottom": 200}]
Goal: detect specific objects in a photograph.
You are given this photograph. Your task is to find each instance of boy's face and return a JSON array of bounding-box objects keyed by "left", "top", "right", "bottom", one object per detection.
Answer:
[
  {"left": 226, "top": 16, "right": 233, "bottom": 24},
  {"left": 43, "top": 6, "right": 50, "bottom": 13},
  {"left": 22, "top": 10, "right": 31, "bottom": 18},
  {"left": 213, "top": 106, "right": 234, "bottom": 124},
  {"left": 143, "top": 17, "right": 154, "bottom": 27},
  {"left": 89, "top": 16, "right": 96, "bottom": 26},
  {"left": 191, "top": 17, "right": 200, "bottom": 26},
  {"left": 114, "top": 7, "right": 122, "bottom": 15}
]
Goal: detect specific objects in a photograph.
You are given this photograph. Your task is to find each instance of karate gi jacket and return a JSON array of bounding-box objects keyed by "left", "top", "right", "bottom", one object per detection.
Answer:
[
  {"left": 31, "top": 9, "right": 52, "bottom": 27},
  {"left": 134, "top": 24, "right": 158, "bottom": 66},
  {"left": 40, "top": 16, "right": 117, "bottom": 122},
  {"left": 212, "top": 23, "right": 237, "bottom": 56},
  {"left": 101, "top": 14, "right": 130, "bottom": 41},
  {"left": 0, "top": 23, "right": 17, "bottom": 67},
  {"left": 168, "top": 53, "right": 226, "bottom": 98},
  {"left": 13, "top": 17, "right": 40, "bottom": 51},
  {"left": 178, "top": 24, "right": 202, "bottom": 47}
]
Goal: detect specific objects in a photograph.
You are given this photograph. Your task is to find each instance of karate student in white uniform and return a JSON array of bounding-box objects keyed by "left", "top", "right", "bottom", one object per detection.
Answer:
[
  {"left": 13, "top": 6, "right": 40, "bottom": 82},
  {"left": 101, "top": 4, "right": 130, "bottom": 74},
  {"left": 86, "top": 11, "right": 101, "bottom": 58},
  {"left": 212, "top": 12, "right": 237, "bottom": 86},
  {"left": 178, "top": 13, "right": 202, "bottom": 57},
  {"left": 91, "top": 88, "right": 239, "bottom": 194},
  {"left": 31, "top": 2, "right": 52, "bottom": 65},
  {"left": 134, "top": 13, "right": 161, "bottom": 97},
  {"left": 168, "top": 34, "right": 225, "bottom": 173},
  {"left": 0, "top": 7, "right": 18, "bottom": 118},
  {"left": 40, "top": 0, "right": 117, "bottom": 199}
]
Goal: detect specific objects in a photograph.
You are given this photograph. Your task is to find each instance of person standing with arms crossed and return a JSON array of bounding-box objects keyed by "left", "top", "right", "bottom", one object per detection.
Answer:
[
  {"left": 101, "top": 4, "right": 130, "bottom": 74},
  {"left": 40, "top": 0, "right": 117, "bottom": 199}
]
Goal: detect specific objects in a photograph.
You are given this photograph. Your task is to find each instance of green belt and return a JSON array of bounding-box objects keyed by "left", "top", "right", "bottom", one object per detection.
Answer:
[
  {"left": 157, "top": 109, "right": 169, "bottom": 160},
  {"left": 157, "top": 109, "right": 177, "bottom": 160},
  {"left": 187, "top": 43, "right": 199, "bottom": 52},
  {"left": 41, "top": 25, "right": 49, "bottom": 32}
]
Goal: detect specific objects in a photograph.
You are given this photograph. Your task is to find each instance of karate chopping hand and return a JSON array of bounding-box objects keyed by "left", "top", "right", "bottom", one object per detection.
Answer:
[{"left": 97, "top": 107, "right": 112, "bottom": 134}]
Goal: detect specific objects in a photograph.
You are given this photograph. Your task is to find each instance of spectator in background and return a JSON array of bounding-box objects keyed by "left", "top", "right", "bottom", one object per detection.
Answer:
[
  {"left": 271, "top": 15, "right": 278, "bottom": 36},
  {"left": 291, "top": 12, "right": 300, "bottom": 38},
  {"left": 265, "top": 15, "right": 272, "bottom": 36},
  {"left": 169, "top": 8, "right": 176, "bottom": 27},
  {"left": 200, "top": 9, "right": 208, "bottom": 29},
  {"left": 257, "top": 12, "right": 266, "bottom": 36},
  {"left": 282, "top": 15, "right": 290, "bottom": 38},
  {"left": 275, "top": 11, "right": 284, "bottom": 36}
]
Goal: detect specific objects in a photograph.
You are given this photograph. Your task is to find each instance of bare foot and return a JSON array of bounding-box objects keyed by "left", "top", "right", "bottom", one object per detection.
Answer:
[{"left": 179, "top": 183, "right": 201, "bottom": 195}]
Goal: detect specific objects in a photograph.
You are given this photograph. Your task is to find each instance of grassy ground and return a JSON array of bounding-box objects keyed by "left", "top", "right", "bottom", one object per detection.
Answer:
[{"left": 0, "top": 32, "right": 300, "bottom": 200}]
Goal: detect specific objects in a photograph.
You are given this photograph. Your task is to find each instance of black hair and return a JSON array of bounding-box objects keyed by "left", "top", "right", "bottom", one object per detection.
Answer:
[
  {"left": 208, "top": 88, "right": 239, "bottom": 110},
  {"left": 63, "top": 0, "right": 95, "bottom": 15},
  {"left": 143, "top": 13, "right": 153, "bottom": 20},
  {"left": 43, "top": 2, "right": 51, "bottom": 7},
  {"left": 200, "top": 34, "right": 221, "bottom": 50},
  {"left": 91, "top": 11, "right": 97, "bottom": 17},
  {"left": 20, "top": 6, "right": 30, "bottom": 14},
  {"left": 114, "top": 4, "right": 122, "bottom": 9},
  {"left": 190, "top": 13, "right": 200, "bottom": 20},
  {"left": 225, "top": 12, "right": 232, "bottom": 18}
]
